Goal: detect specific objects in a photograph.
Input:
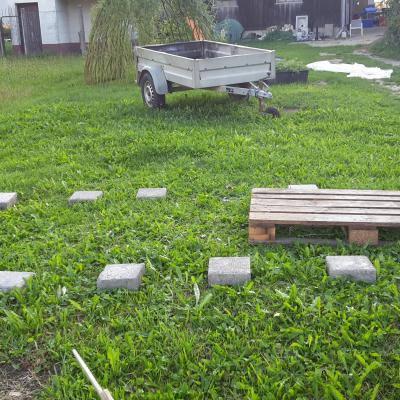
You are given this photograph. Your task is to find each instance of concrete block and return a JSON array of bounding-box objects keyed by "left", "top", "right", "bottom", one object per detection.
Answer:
[
  {"left": 208, "top": 257, "right": 251, "bottom": 286},
  {"left": 0, "top": 271, "right": 35, "bottom": 292},
  {"left": 0, "top": 193, "right": 18, "bottom": 210},
  {"left": 326, "top": 256, "right": 376, "bottom": 283},
  {"left": 97, "top": 263, "right": 145, "bottom": 291},
  {"left": 137, "top": 188, "right": 167, "bottom": 200},
  {"left": 68, "top": 191, "right": 103, "bottom": 204},
  {"left": 288, "top": 184, "right": 318, "bottom": 190}
]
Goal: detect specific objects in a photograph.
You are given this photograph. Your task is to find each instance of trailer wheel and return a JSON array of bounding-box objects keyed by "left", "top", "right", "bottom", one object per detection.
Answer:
[
  {"left": 265, "top": 107, "right": 280, "bottom": 118},
  {"left": 140, "top": 72, "right": 166, "bottom": 109}
]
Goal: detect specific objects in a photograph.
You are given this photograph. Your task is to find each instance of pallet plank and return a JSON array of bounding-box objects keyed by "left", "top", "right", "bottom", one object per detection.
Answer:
[
  {"left": 252, "top": 188, "right": 400, "bottom": 196},
  {"left": 250, "top": 199, "right": 400, "bottom": 208},
  {"left": 250, "top": 204, "right": 400, "bottom": 215},
  {"left": 252, "top": 193, "right": 400, "bottom": 201},
  {"left": 249, "top": 212, "right": 400, "bottom": 226}
]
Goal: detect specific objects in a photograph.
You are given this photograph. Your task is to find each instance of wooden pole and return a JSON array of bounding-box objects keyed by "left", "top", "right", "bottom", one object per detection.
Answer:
[
  {"left": 72, "top": 349, "right": 114, "bottom": 400},
  {"left": 78, "top": 5, "right": 86, "bottom": 55},
  {"left": 0, "top": 21, "right": 5, "bottom": 57},
  {"left": 20, "top": 8, "right": 29, "bottom": 55}
]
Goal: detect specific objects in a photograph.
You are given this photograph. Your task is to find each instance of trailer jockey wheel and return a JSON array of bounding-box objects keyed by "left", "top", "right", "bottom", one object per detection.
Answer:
[
  {"left": 258, "top": 98, "right": 280, "bottom": 118},
  {"left": 140, "top": 72, "right": 166, "bottom": 109},
  {"left": 265, "top": 107, "right": 280, "bottom": 118}
]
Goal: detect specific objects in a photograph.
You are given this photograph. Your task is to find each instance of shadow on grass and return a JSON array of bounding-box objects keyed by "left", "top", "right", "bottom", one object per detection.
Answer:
[
  {"left": 114, "top": 92, "right": 279, "bottom": 127},
  {"left": 276, "top": 226, "right": 400, "bottom": 244}
]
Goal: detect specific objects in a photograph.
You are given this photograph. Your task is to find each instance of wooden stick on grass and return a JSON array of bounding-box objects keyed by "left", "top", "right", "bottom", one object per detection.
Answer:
[{"left": 73, "top": 349, "right": 115, "bottom": 400}]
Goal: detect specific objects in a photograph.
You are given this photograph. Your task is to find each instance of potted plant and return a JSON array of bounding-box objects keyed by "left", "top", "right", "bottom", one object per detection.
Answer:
[{"left": 274, "top": 59, "right": 309, "bottom": 84}]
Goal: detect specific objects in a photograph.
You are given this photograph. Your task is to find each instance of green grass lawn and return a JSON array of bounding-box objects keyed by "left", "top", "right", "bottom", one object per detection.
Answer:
[{"left": 1, "top": 42, "right": 400, "bottom": 399}]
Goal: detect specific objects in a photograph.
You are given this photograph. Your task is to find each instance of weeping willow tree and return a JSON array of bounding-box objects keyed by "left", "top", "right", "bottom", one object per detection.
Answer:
[
  {"left": 85, "top": 0, "right": 215, "bottom": 84},
  {"left": 84, "top": 0, "right": 133, "bottom": 84},
  {"left": 157, "top": 0, "right": 215, "bottom": 43}
]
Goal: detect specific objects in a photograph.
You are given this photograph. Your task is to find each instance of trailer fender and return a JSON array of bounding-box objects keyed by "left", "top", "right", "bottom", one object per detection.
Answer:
[{"left": 138, "top": 66, "right": 168, "bottom": 95}]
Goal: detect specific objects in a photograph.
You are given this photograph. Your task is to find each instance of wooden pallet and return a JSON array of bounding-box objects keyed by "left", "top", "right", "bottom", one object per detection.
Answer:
[{"left": 249, "top": 188, "right": 400, "bottom": 245}]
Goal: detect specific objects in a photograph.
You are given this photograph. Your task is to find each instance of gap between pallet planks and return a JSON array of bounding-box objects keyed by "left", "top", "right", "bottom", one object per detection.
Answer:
[{"left": 249, "top": 188, "right": 400, "bottom": 245}]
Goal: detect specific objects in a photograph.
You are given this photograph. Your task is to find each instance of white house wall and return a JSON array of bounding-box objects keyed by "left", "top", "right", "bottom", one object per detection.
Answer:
[
  {"left": 55, "top": 0, "right": 70, "bottom": 44},
  {"left": 66, "top": 0, "right": 93, "bottom": 45},
  {"left": 1, "top": 0, "right": 95, "bottom": 54}
]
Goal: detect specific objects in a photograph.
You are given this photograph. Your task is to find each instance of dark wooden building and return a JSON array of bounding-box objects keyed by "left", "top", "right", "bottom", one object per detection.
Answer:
[{"left": 216, "top": 0, "right": 351, "bottom": 31}]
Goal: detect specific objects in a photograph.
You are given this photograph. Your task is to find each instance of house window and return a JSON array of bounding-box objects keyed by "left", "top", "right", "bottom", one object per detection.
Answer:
[{"left": 276, "top": 0, "right": 303, "bottom": 4}]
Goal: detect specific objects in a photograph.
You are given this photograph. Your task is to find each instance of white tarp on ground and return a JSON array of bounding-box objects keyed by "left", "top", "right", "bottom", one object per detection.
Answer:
[{"left": 307, "top": 61, "right": 393, "bottom": 80}]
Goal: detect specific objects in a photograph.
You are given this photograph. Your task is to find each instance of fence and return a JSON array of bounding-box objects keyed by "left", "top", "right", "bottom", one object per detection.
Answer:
[{"left": 0, "top": 8, "right": 16, "bottom": 56}]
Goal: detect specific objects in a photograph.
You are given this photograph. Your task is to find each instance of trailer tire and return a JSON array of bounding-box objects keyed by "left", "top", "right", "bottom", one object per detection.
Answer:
[
  {"left": 140, "top": 72, "right": 166, "bottom": 109},
  {"left": 265, "top": 107, "right": 280, "bottom": 118}
]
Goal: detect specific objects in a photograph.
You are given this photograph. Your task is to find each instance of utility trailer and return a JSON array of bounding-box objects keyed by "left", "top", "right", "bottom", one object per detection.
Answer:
[{"left": 134, "top": 40, "right": 279, "bottom": 116}]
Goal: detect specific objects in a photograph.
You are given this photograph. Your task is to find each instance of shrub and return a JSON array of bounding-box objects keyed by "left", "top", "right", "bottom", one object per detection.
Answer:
[
  {"left": 386, "top": 0, "right": 400, "bottom": 46},
  {"left": 276, "top": 59, "right": 307, "bottom": 72},
  {"left": 215, "top": 19, "right": 244, "bottom": 43},
  {"left": 262, "top": 30, "right": 294, "bottom": 42},
  {"left": 370, "top": 1, "right": 400, "bottom": 60}
]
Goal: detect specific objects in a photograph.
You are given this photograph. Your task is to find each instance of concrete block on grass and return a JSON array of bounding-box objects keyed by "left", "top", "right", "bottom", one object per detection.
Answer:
[
  {"left": 137, "top": 188, "right": 167, "bottom": 200},
  {"left": 0, "top": 271, "right": 35, "bottom": 292},
  {"left": 288, "top": 184, "right": 318, "bottom": 190},
  {"left": 326, "top": 256, "right": 376, "bottom": 283},
  {"left": 97, "top": 264, "right": 145, "bottom": 291},
  {"left": 0, "top": 193, "right": 18, "bottom": 210},
  {"left": 68, "top": 191, "right": 103, "bottom": 204},
  {"left": 208, "top": 257, "right": 251, "bottom": 286}
]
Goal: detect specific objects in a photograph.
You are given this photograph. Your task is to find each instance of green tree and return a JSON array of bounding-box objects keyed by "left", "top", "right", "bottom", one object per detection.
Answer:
[{"left": 386, "top": 0, "right": 400, "bottom": 47}]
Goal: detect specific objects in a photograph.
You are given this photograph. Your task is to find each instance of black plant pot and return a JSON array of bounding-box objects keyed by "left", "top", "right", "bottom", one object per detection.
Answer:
[{"left": 273, "top": 70, "right": 309, "bottom": 84}]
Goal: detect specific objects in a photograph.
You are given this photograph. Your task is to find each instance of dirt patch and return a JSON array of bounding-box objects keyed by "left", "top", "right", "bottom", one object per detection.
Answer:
[
  {"left": 303, "top": 27, "right": 386, "bottom": 47},
  {"left": 376, "top": 80, "right": 400, "bottom": 95},
  {"left": 283, "top": 108, "right": 301, "bottom": 114},
  {"left": 353, "top": 49, "right": 400, "bottom": 67},
  {"left": 328, "top": 59, "right": 343, "bottom": 64},
  {"left": 0, "top": 364, "right": 49, "bottom": 400}
]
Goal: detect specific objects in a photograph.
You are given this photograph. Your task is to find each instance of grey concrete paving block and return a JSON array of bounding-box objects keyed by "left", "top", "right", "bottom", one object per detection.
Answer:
[
  {"left": 97, "top": 263, "right": 145, "bottom": 291},
  {"left": 208, "top": 257, "right": 251, "bottom": 286},
  {"left": 0, "top": 192, "right": 18, "bottom": 210},
  {"left": 0, "top": 271, "right": 35, "bottom": 292},
  {"left": 288, "top": 184, "right": 318, "bottom": 190},
  {"left": 68, "top": 191, "right": 103, "bottom": 204},
  {"left": 137, "top": 188, "right": 167, "bottom": 200},
  {"left": 326, "top": 256, "right": 376, "bottom": 283}
]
